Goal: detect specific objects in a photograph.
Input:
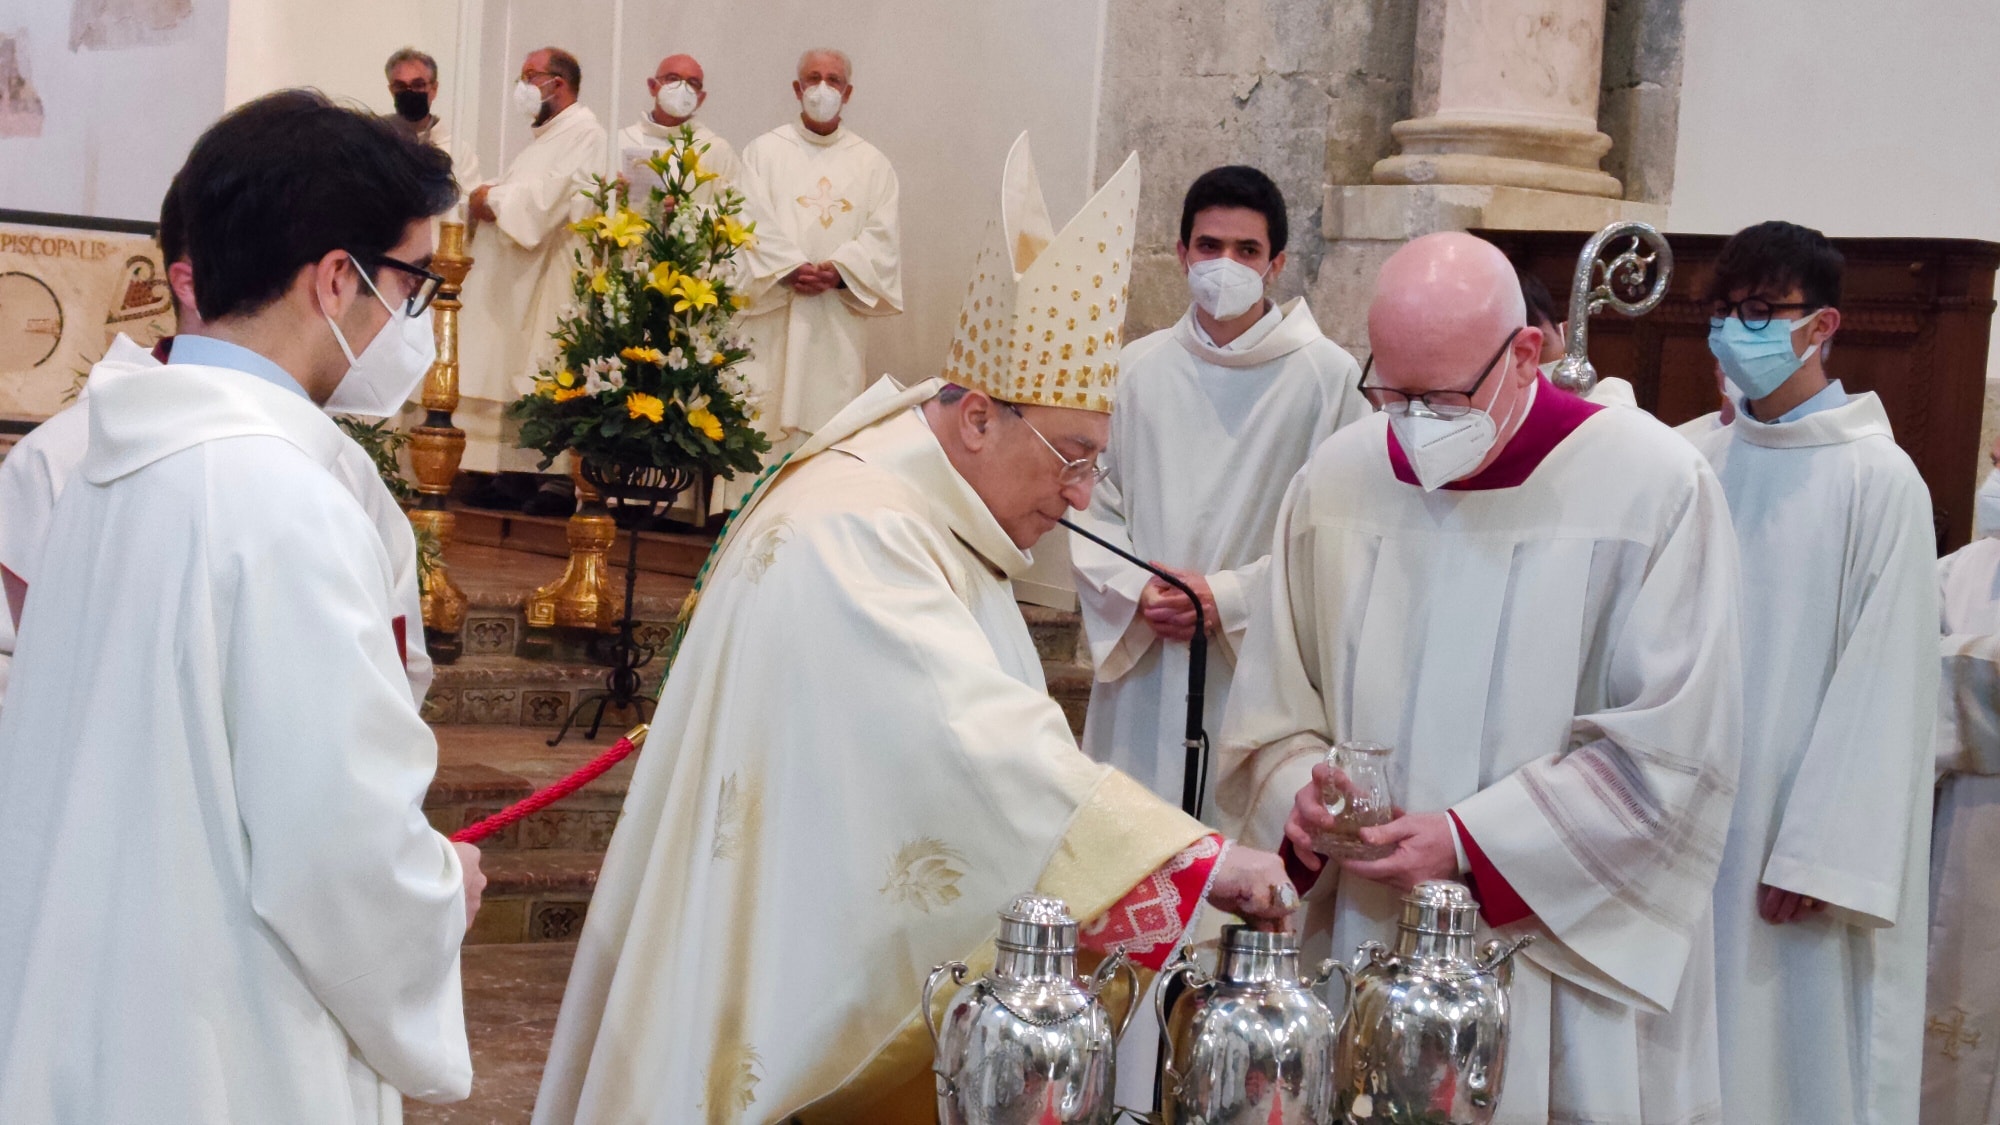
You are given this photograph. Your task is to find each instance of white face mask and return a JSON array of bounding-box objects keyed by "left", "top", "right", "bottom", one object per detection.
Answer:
[
  {"left": 1186, "top": 256, "right": 1268, "bottom": 321},
  {"left": 655, "top": 80, "right": 699, "bottom": 119},
  {"left": 323, "top": 264, "right": 436, "bottom": 418},
  {"left": 800, "top": 82, "right": 844, "bottom": 124},
  {"left": 1387, "top": 366, "right": 1530, "bottom": 492},
  {"left": 1977, "top": 471, "right": 2000, "bottom": 540},
  {"left": 512, "top": 79, "right": 548, "bottom": 124}
]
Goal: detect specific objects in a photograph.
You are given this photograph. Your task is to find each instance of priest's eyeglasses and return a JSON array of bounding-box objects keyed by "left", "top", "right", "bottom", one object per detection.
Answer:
[
  {"left": 1004, "top": 403, "right": 1111, "bottom": 486},
  {"left": 1710, "top": 297, "right": 1815, "bottom": 331},
  {"left": 358, "top": 253, "right": 446, "bottom": 317},
  {"left": 1356, "top": 327, "right": 1520, "bottom": 419}
]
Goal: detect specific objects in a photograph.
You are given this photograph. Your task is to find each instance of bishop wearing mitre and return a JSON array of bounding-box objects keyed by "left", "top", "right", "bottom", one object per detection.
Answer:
[{"left": 533, "top": 136, "right": 1294, "bottom": 1125}]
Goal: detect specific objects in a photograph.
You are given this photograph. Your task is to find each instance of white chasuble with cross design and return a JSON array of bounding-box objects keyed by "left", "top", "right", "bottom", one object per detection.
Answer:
[{"left": 735, "top": 123, "right": 902, "bottom": 452}]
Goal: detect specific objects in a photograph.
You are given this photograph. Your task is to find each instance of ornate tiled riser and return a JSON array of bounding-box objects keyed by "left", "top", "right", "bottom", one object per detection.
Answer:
[{"left": 457, "top": 607, "right": 682, "bottom": 663}]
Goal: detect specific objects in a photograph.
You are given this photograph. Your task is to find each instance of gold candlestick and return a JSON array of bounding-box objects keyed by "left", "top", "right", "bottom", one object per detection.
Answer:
[
  {"left": 525, "top": 462, "right": 623, "bottom": 632},
  {"left": 408, "top": 219, "right": 473, "bottom": 661}
]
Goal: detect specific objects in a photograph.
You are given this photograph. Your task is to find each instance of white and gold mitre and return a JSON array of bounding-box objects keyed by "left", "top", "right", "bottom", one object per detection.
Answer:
[{"left": 942, "top": 134, "right": 1139, "bottom": 413}]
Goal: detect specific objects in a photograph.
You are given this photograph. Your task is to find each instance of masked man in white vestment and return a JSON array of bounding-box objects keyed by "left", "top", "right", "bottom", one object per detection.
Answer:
[
  {"left": 1072, "top": 164, "right": 1367, "bottom": 812},
  {"left": 1684, "top": 222, "right": 1937, "bottom": 1125},
  {"left": 0, "top": 203, "right": 433, "bottom": 709},
  {"left": 730, "top": 48, "right": 902, "bottom": 506},
  {"left": 457, "top": 47, "right": 608, "bottom": 472},
  {"left": 1924, "top": 518, "right": 2000, "bottom": 1123},
  {"left": 534, "top": 137, "right": 1299, "bottom": 1125},
  {"left": 0, "top": 91, "right": 482, "bottom": 1124},
  {"left": 382, "top": 47, "right": 478, "bottom": 189},
  {"left": 1226, "top": 231, "right": 1745, "bottom": 1125},
  {"left": 616, "top": 53, "right": 738, "bottom": 202}
]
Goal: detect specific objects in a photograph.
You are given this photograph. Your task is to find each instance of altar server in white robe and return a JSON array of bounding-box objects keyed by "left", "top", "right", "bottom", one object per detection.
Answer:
[
  {"left": 1684, "top": 222, "right": 1938, "bottom": 1125},
  {"left": 1227, "top": 231, "right": 1745, "bottom": 1125},
  {"left": 616, "top": 54, "right": 737, "bottom": 202},
  {"left": 535, "top": 136, "right": 1298, "bottom": 1125},
  {"left": 457, "top": 47, "right": 608, "bottom": 472},
  {"left": 0, "top": 91, "right": 481, "bottom": 1123},
  {"left": 1072, "top": 164, "right": 1367, "bottom": 812},
  {"left": 0, "top": 201, "right": 434, "bottom": 707},
  {"left": 731, "top": 48, "right": 901, "bottom": 504},
  {"left": 1924, "top": 519, "right": 2000, "bottom": 1123}
]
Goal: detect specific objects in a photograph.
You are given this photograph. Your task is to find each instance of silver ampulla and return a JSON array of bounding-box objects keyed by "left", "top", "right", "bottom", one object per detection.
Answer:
[
  {"left": 1158, "top": 924, "right": 1342, "bottom": 1124},
  {"left": 1333, "top": 880, "right": 1533, "bottom": 1124},
  {"left": 1549, "top": 221, "right": 1674, "bottom": 395},
  {"left": 926, "top": 893, "right": 1137, "bottom": 1124}
]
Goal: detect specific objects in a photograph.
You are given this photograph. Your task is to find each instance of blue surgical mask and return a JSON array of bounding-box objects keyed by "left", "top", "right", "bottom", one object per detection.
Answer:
[{"left": 1708, "top": 310, "right": 1821, "bottom": 401}]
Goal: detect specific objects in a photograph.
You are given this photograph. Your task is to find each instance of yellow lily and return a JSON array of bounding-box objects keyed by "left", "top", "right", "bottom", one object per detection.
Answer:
[
  {"left": 645, "top": 262, "right": 682, "bottom": 298},
  {"left": 620, "top": 346, "right": 666, "bottom": 365},
  {"left": 554, "top": 369, "right": 580, "bottom": 388},
  {"left": 729, "top": 293, "right": 753, "bottom": 310},
  {"left": 714, "top": 214, "right": 754, "bottom": 248},
  {"left": 588, "top": 269, "right": 610, "bottom": 295},
  {"left": 586, "top": 208, "right": 651, "bottom": 248},
  {"left": 626, "top": 391, "right": 666, "bottom": 423},
  {"left": 671, "top": 275, "right": 719, "bottom": 314}
]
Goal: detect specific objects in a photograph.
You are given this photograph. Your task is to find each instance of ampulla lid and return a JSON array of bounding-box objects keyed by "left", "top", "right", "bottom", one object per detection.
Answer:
[
  {"left": 1400, "top": 880, "right": 1480, "bottom": 938},
  {"left": 997, "top": 893, "right": 1078, "bottom": 955}
]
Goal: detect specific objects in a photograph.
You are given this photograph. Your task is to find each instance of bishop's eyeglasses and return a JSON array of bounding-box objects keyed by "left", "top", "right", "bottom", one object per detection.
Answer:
[
  {"left": 1004, "top": 402, "right": 1111, "bottom": 486},
  {"left": 1355, "top": 326, "right": 1521, "bottom": 419}
]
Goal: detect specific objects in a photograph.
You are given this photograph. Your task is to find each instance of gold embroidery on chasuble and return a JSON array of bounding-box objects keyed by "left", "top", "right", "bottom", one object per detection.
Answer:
[
  {"left": 796, "top": 176, "right": 854, "bottom": 229},
  {"left": 703, "top": 1042, "right": 764, "bottom": 1117},
  {"left": 741, "top": 518, "right": 795, "bottom": 583},
  {"left": 712, "top": 773, "right": 754, "bottom": 860},
  {"left": 1928, "top": 1006, "right": 1984, "bottom": 1061},
  {"left": 881, "top": 837, "right": 968, "bottom": 913}
]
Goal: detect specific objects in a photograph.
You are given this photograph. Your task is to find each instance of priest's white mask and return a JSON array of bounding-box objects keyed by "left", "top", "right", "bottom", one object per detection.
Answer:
[
  {"left": 1186, "top": 256, "right": 1267, "bottom": 321},
  {"left": 1388, "top": 368, "right": 1530, "bottom": 492},
  {"left": 656, "top": 81, "right": 699, "bottom": 119},
  {"left": 800, "top": 83, "right": 844, "bottom": 124},
  {"left": 512, "top": 79, "right": 547, "bottom": 124},
  {"left": 323, "top": 264, "right": 436, "bottom": 418},
  {"left": 1976, "top": 471, "right": 2000, "bottom": 539}
]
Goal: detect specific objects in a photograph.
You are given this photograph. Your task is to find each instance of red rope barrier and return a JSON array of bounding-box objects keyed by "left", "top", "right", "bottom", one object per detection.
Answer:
[{"left": 449, "top": 724, "right": 650, "bottom": 844}]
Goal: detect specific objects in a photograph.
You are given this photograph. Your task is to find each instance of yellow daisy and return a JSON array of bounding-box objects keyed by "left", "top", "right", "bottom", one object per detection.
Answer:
[
  {"left": 620, "top": 346, "right": 666, "bottom": 365},
  {"left": 626, "top": 392, "right": 666, "bottom": 423}
]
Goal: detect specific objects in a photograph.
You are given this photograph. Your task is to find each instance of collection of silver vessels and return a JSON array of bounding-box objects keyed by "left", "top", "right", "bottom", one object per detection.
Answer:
[{"left": 928, "top": 883, "right": 1530, "bottom": 1124}]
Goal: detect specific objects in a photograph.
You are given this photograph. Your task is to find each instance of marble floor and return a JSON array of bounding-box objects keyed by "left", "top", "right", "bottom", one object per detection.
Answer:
[{"left": 407, "top": 942, "right": 578, "bottom": 1124}]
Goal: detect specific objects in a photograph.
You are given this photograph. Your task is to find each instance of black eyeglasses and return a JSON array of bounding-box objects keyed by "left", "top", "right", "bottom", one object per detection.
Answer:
[
  {"left": 1710, "top": 297, "right": 1817, "bottom": 331},
  {"left": 356, "top": 252, "right": 445, "bottom": 316},
  {"left": 1003, "top": 403, "right": 1110, "bottom": 486},
  {"left": 1356, "top": 327, "right": 1521, "bottom": 419}
]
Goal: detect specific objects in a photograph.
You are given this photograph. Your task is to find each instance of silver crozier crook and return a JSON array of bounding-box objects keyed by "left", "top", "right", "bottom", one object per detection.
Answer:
[{"left": 1548, "top": 221, "right": 1674, "bottom": 396}]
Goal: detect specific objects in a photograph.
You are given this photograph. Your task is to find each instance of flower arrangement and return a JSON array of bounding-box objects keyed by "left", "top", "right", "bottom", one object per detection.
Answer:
[{"left": 510, "top": 126, "right": 768, "bottom": 484}]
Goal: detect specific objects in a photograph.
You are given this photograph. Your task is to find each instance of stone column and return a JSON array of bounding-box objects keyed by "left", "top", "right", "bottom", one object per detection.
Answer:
[{"left": 1374, "top": 0, "right": 1621, "bottom": 197}]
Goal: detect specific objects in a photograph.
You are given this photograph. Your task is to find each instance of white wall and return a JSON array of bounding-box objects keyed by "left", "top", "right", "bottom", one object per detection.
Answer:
[
  {"left": 225, "top": 0, "right": 467, "bottom": 118},
  {"left": 469, "top": 0, "right": 1108, "bottom": 386},
  {"left": 0, "top": 0, "right": 229, "bottom": 221}
]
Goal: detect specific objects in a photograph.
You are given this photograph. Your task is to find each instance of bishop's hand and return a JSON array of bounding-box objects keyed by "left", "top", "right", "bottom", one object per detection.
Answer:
[
  {"left": 453, "top": 841, "right": 486, "bottom": 931},
  {"left": 1207, "top": 845, "right": 1299, "bottom": 925}
]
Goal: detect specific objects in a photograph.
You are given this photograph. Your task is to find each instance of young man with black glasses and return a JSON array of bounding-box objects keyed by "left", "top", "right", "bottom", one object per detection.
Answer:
[
  {"left": 1690, "top": 220, "right": 1937, "bottom": 1125},
  {"left": 0, "top": 89, "right": 483, "bottom": 1123}
]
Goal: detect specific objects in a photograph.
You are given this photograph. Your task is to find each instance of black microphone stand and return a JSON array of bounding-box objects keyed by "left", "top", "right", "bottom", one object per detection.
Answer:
[
  {"left": 1060, "top": 516, "right": 1210, "bottom": 1124},
  {"left": 1060, "top": 517, "right": 1208, "bottom": 819}
]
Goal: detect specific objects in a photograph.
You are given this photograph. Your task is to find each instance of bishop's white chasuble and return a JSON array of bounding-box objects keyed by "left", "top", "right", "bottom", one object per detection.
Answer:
[
  {"left": 1221, "top": 385, "right": 1744, "bottom": 1125},
  {"left": 1071, "top": 298, "right": 1368, "bottom": 812},
  {"left": 534, "top": 378, "right": 1219, "bottom": 1125},
  {"left": 1926, "top": 537, "right": 2000, "bottom": 1123},
  {"left": 0, "top": 362, "right": 469, "bottom": 1123},
  {"left": 734, "top": 124, "right": 901, "bottom": 464},
  {"left": 457, "top": 103, "right": 608, "bottom": 472},
  {"left": 1692, "top": 393, "right": 1937, "bottom": 1125}
]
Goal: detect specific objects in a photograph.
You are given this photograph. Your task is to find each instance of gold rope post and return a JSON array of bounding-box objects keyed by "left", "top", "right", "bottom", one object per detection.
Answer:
[
  {"left": 407, "top": 219, "right": 473, "bottom": 661},
  {"left": 525, "top": 463, "right": 622, "bottom": 632}
]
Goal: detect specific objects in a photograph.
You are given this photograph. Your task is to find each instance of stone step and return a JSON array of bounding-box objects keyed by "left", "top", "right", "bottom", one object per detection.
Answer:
[
  {"left": 465, "top": 851, "right": 602, "bottom": 945},
  {"left": 425, "top": 727, "right": 635, "bottom": 852},
  {"left": 405, "top": 942, "right": 577, "bottom": 1123},
  {"left": 424, "top": 654, "right": 650, "bottom": 728}
]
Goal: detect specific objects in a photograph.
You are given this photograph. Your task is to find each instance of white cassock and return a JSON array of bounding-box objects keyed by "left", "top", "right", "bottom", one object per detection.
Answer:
[
  {"left": 1926, "top": 536, "right": 2000, "bottom": 1123},
  {"left": 457, "top": 103, "right": 608, "bottom": 473},
  {"left": 0, "top": 361, "right": 469, "bottom": 1122},
  {"left": 1221, "top": 386, "right": 1744, "bottom": 1125},
  {"left": 0, "top": 334, "right": 432, "bottom": 707},
  {"left": 1071, "top": 298, "right": 1368, "bottom": 810},
  {"left": 616, "top": 115, "right": 739, "bottom": 203},
  {"left": 1582, "top": 374, "right": 1638, "bottom": 407},
  {"left": 535, "top": 378, "right": 1221, "bottom": 1125},
  {"left": 734, "top": 123, "right": 901, "bottom": 476},
  {"left": 1691, "top": 393, "right": 1937, "bottom": 1125}
]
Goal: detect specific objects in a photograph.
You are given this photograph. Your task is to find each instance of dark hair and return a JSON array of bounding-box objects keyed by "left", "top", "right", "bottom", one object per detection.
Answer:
[
  {"left": 1703, "top": 220, "right": 1843, "bottom": 310},
  {"left": 157, "top": 178, "right": 184, "bottom": 267},
  {"left": 174, "top": 88, "right": 457, "bottom": 322},
  {"left": 1517, "top": 268, "right": 1560, "bottom": 332},
  {"left": 542, "top": 47, "right": 582, "bottom": 95},
  {"left": 1178, "top": 165, "right": 1288, "bottom": 256}
]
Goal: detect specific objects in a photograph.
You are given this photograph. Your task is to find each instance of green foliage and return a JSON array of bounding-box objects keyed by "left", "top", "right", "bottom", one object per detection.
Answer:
[
  {"left": 332, "top": 414, "right": 416, "bottom": 503},
  {"left": 509, "top": 126, "right": 769, "bottom": 479}
]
